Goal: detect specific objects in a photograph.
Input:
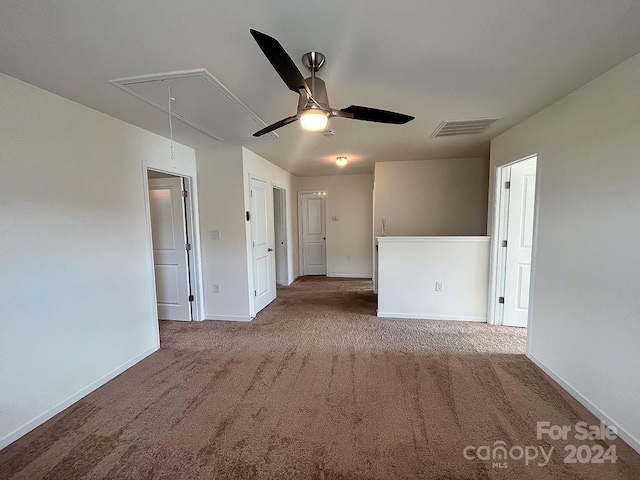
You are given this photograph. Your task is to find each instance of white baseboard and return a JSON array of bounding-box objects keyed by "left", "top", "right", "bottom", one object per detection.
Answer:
[
  {"left": 377, "top": 311, "right": 486, "bottom": 322},
  {"left": 327, "top": 273, "right": 373, "bottom": 279},
  {"left": 0, "top": 345, "right": 158, "bottom": 451},
  {"left": 529, "top": 353, "right": 640, "bottom": 454},
  {"left": 204, "top": 314, "right": 252, "bottom": 322},
  {"left": 286, "top": 274, "right": 300, "bottom": 285}
]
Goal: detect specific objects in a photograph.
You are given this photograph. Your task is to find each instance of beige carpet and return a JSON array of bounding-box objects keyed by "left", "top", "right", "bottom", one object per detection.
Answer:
[{"left": 1, "top": 277, "right": 639, "bottom": 479}]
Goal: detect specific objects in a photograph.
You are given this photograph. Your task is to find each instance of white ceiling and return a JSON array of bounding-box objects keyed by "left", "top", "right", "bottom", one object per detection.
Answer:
[{"left": 2, "top": 1, "right": 640, "bottom": 176}]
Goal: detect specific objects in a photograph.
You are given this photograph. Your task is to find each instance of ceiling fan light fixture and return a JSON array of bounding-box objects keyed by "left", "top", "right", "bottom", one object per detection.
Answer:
[
  {"left": 299, "top": 109, "right": 328, "bottom": 131},
  {"left": 335, "top": 156, "right": 348, "bottom": 167},
  {"left": 249, "top": 30, "right": 414, "bottom": 137}
]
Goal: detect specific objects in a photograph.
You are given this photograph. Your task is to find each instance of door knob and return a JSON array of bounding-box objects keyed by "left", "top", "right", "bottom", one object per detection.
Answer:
[{"left": 268, "top": 248, "right": 274, "bottom": 252}]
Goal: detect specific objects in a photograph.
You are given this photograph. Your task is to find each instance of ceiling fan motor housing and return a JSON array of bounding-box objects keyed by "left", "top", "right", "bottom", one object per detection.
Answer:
[{"left": 298, "top": 76, "right": 330, "bottom": 112}]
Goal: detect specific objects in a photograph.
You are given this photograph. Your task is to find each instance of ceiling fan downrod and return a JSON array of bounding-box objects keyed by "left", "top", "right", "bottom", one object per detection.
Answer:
[{"left": 301, "top": 51, "right": 327, "bottom": 110}]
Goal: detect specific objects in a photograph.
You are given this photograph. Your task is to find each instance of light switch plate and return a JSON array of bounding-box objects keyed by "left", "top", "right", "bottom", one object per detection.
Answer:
[{"left": 212, "top": 230, "right": 221, "bottom": 240}]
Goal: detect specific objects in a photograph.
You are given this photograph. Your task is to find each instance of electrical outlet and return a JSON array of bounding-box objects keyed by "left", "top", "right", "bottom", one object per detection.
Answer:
[
  {"left": 435, "top": 282, "right": 443, "bottom": 292},
  {"left": 213, "top": 284, "right": 220, "bottom": 293}
]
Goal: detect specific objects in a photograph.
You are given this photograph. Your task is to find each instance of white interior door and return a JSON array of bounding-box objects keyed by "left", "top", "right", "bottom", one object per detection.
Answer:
[
  {"left": 251, "top": 178, "right": 276, "bottom": 313},
  {"left": 503, "top": 161, "right": 537, "bottom": 327},
  {"left": 300, "top": 192, "right": 327, "bottom": 275},
  {"left": 149, "top": 177, "right": 191, "bottom": 321}
]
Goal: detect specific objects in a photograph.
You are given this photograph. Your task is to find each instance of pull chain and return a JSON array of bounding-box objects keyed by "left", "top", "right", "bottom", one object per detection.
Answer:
[{"left": 167, "top": 84, "right": 175, "bottom": 159}]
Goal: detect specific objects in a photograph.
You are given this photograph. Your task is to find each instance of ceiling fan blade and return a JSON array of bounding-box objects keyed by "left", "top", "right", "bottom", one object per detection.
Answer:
[
  {"left": 250, "top": 29, "right": 311, "bottom": 96},
  {"left": 339, "top": 105, "right": 414, "bottom": 124},
  {"left": 253, "top": 115, "right": 299, "bottom": 137}
]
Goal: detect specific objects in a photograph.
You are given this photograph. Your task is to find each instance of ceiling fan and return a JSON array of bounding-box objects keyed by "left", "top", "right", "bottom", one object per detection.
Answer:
[{"left": 250, "top": 29, "right": 415, "bottom": 137}]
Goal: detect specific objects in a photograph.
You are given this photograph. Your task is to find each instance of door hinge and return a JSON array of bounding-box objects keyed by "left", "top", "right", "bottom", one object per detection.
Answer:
[
  {"left": 188, "top": 295, "right": 194, "bottom": 302},
  {"left": 182, "top": 190, "right": 188, "bottom": 198},
  {"left": 185, "top": 243, "right": 192, "bottom": 251},
  {"left": 252, "top": 241, "right": 255, "bottom": 247},
  {"left": 504, "top": 181, "right": 511, "bottom": 189},
  {"left": 502, "top": 240, "right": 508, "bottom": 247},
  {"left": 246, "top": 211, "right": 251, "bottom": 221},
  {"left": 254, "top": 290, "right": 257, "bottom": 297},
  {"left": 250, "top": 190, "right": 253, "bottom": 197},
  {"left": 498, "top": 296, "right": 505, "bottom": 304}
]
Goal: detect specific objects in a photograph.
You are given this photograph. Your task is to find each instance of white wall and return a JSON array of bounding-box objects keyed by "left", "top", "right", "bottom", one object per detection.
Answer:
[
  {"left": 0, "top": 72, "right": 197, "bottom": 449},
  {"left": 372, "top": 158, "right": 489, "bottom": 290},
  {"left": 377, "top": 237, "right": 490, "bottom": 321},
  {"left": 295, "top": 174, "right": 374, "bottom": 278},
  {"left": 373, "top": 158, "right": 489, "bottom": 237},
  {"left": 242, "top": 147, "right": 297, "bottom": 290},
  {"left": 196, "top": 146, "right": 252, "bottom": 321},
  {"left": 490, "top": 52, "right": 640, "bottom": 451},
  {"left": 196, "top": 146, "right": 297, "bottom": 320}
]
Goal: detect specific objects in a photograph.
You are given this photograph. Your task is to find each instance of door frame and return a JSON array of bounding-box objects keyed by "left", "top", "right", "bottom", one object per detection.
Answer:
[
  {"left": 142, "top": 165, "right": 204, "bottom": 345},
  {"left": 297, "top": 190, "right": 328, "bottom": 276},
  {"left": 272, "top": 184, "right": 289, "bottom": 286},
  {"left": 487, "top": 154, "right": 540, "bottom": 329}
]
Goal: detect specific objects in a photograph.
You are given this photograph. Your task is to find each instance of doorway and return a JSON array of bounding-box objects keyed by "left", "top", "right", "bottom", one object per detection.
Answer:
[
  {"left": 147, "top": 170, "right": 194, "bottom": 321},
  {"left": 273, "top": 186, "right": 288, "bottom": 285},
  {"left": 298, "top": 191, "right": 327, "bottom": 276},
  {"left": 490, "top": 155, "right": 538, "bottom": 327}
]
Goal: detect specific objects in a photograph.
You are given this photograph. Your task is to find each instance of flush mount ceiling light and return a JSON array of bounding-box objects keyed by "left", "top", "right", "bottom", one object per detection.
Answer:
[
  {"left": 335, "top": 156, "right": 348, "bottom": 167},
  {"left": 299, "top": 108, "right": 328, "bottom": 131}
]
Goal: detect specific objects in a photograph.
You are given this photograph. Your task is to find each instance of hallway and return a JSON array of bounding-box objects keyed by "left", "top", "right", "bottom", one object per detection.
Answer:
[{"left": 1, "top": 278, "right": 638, "bottom": 479}]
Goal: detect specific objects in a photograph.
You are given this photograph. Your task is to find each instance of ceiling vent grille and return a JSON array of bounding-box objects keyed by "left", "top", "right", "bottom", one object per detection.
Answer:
[{"left": 432, "top": 118, "right": 499, "bottom": 137}]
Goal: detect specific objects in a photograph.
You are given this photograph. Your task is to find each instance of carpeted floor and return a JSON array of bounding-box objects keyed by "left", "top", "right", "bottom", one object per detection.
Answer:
[{"left": 1, "top": 277, "right": 639, "bottom": 479}]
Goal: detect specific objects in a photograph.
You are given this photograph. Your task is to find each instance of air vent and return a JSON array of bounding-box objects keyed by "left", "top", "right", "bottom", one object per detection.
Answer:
[
  {"left": 109, "top": 69, "right": 276, "bottom": 141},
  {"left": 432, "top": 118, "right": 499, "bottom": 137}
]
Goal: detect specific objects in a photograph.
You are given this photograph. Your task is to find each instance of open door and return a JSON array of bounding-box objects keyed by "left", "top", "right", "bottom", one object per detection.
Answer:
[
  {"left": 273, "top": 187, "right": 288, "bottom": 285},
  {"left": 502, "top": 159, "right": 537, "bottom": 327},
  {"left": 148, "top": 177, "right": 192, "bottom": 321},
  {"left": 250, "top": 177, "right": 276, "bottom": 313}
]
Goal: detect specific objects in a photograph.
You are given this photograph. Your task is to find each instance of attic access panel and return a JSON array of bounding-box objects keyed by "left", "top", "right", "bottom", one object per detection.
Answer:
[{"left": 110, "top": 69, "right": 276, "bottom": 141}]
